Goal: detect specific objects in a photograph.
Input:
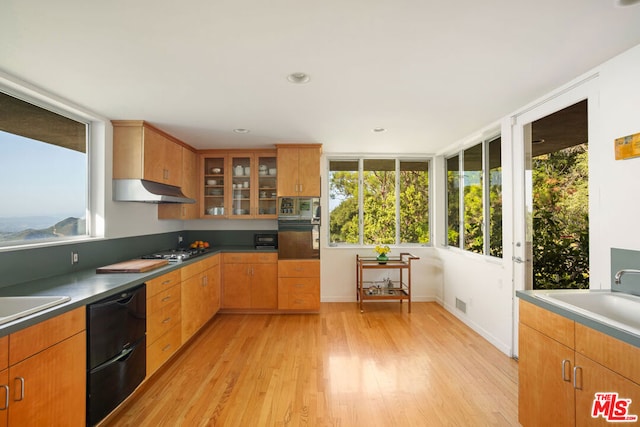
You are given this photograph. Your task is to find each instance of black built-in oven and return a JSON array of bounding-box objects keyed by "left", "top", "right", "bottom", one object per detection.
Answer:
[{"left": 277, "top": 197, "right": 320, "bottom": 260}]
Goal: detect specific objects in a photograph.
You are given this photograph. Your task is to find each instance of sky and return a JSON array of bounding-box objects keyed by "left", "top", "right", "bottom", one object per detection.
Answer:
[{"left": 0, "top": 130, "right": 86, "bottom": 218}]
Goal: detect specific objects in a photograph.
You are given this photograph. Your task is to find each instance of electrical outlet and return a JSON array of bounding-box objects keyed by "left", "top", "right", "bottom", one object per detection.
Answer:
[
  {"left": 71, "top": 251, "right": 79, "bottom": 265},
  {"left": 178, "top": 235, "right": 183, "bottom": 244}
]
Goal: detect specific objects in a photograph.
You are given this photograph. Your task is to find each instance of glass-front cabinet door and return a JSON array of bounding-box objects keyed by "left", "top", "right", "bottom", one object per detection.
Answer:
[
  {"left": 255, "top": 152, "right": 277, "bottom": 218},
  {"left": 202, "top": 155, "right": 226, "bottom": 217},
  {"left": 229, "top": 154, "right": 252, "bottom": 218}
]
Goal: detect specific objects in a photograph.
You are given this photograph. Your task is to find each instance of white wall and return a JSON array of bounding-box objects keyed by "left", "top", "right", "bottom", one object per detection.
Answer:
[
  {"left": 430, "top": 43, "right": 640, "bottom": 357},
  {"left": 320, "top": 247, "right": 444, "bottom": 303},
  {"left": 596, "top": 44, "right": 640, "bottom": 273}
]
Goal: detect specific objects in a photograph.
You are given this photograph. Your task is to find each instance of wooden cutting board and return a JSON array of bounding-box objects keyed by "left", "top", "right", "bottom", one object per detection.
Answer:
[{"left": 96, "top": 259, "right": 169, "bottom": 274}]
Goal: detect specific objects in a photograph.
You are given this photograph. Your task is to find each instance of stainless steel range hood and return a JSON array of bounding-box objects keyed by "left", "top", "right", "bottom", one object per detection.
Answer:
[{"left": 113, "top": 179, "right": 196, "bottom": 204}]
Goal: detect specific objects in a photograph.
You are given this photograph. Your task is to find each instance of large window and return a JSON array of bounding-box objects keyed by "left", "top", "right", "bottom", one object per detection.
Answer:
[
  {"left": 329, "top": 157, "right": 430, "bottom": 246},
  {"left": 446, "top": 155, "right": 460, "bottom": 247},
  {"left": 445, "top": 135, "right": 502, "bottom": 257},
  {"left": 0, "top": 90, "right": 89, "bottom": 247}
]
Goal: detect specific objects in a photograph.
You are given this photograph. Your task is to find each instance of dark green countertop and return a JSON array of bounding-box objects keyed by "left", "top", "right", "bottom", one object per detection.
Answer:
[
  {"left": 0, "top": 246, "right": 276, "bottom": 336},
  {"left": 516, "top": 289, "right": 640, "bottom": 349}
]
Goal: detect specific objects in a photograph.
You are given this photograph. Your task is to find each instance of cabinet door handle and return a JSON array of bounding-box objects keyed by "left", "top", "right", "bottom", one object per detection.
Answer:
[
  {"left": 0, "top": 385, "right": 8, "bottom": 410},
  {"left": 561, "top": 359, "right": 571, "bottom": 382},
  {"left": 13, "top": 377, "right": 25, "bottom": 401},
  {"left": 162, "top": 344, "right": 172, "bottom": 352},
  {"left": 162, "top": 317, "right": 172, "bottom": 324},
  {"left": 162, "top": 296, "right": 172, "bottom": 302},
  {"left": 573, "top": 366, "right": 583, "bottom": 390}
]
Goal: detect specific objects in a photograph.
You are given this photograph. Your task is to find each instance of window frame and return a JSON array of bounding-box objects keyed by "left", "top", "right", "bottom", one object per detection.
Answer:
[
  {"left": 0, "top": 83, "right": 96, "bottom": 250},
  {"left": 444, "top": 134, "right": 502, "bottom": 258},
  {"left": 327, "top": 155, "right": 432, "bottom": 248}
]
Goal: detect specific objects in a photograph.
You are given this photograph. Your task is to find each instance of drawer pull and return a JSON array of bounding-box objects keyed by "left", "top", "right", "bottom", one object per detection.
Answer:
[
  {"left": 13, "top": 377, "right": 24, "bottom": 401},
  {"left": 162, "top": 317, "right": 172, "bottom": 324},
  {"left": 162, "top": 344, "right": 172, "bottom": 352},
  {"left": 162, "top": 296, "right": 172, "bottom": 302},
  {"left": 295, "top": 283, "right": 305, "bottom": 288},
  {"left": 162, "top": 279, "right": 172, "bottom": 285},
  {"left": 0, "top": 385, "right": 8, "bottom": 410},
  {"left": 294, "top": 299, "right": 305, "bottom": 304}
]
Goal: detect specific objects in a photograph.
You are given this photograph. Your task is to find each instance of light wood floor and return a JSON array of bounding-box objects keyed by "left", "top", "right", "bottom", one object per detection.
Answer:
[{"left": 104, "top": 302, "right": 519, "bottom": 426}]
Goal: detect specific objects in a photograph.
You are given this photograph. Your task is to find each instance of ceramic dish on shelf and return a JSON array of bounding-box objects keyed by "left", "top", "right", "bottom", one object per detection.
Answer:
[{"left": 211, "top": 167, "right": 221, "bottom": 174}]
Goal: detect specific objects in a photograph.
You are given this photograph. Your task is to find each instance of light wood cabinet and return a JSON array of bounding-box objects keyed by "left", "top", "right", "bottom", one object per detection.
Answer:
[
  {"left": 2, "top": 307, "right": 86, "bottom": 427},
  {"left": 277, "top": 260, "right": 320, "bottom": 311},
  {"left": 181, "top": 254, "right": 221, "bottom": 341},
  {"left": 113, "top": 120, "right": 184, "bottom": 187},
  {"left": 158, "top": 146, "right": 199, "bottom": 219},
  {"left": 0, "top": 336, "right": 7, "bottom": 427},
  {"left": 146, "top": 271, "right": 182, "bottom": 377},
  {"left": 276, "top": 144, "right": 321, "bottom": 196},
  {"left": 200, "top": 150, "right": 277, "bottom": 219},
  {"left": 221, "top": 253, "right": 278, "bottom": 310},
  {"left": 519, "top": 299, "right": 640, "bottom": 426}
]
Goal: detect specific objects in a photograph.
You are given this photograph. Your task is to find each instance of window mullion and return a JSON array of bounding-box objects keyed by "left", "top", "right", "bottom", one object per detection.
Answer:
[
  {"left": 395, "top": 159, "right": 400, "bottom": 245},
  {"left": 458, "top": 152, "right": 465, "bottom": 249},
  {"left": 359, "top": 158, "right": 364, "bottom": 246},
  {"left": 483, "top": 139, "right": 490, "bottom": 255}
]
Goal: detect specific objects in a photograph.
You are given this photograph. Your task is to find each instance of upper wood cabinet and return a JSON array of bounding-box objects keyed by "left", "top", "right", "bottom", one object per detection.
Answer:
[
  {"left": 158, "top": 146, "right": 199, "bottom": 219},
  {"left": 200, "top": 150, "right": 277, "bottom": 219},
  {"left": 113, "top": 120, "right": 184, "bottom": 187},
  {"left": 276, "top": 144, "right": 322, "bottom": 196}
]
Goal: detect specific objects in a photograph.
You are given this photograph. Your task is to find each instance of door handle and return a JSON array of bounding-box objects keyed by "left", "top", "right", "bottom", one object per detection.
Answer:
[
  {"left": 0, "top": 384, "right": 8, "bottom": 410},
  {"left": 512, "top": 256, "right": 524, "bottom": 264},
  {"left": 561, "top": 359, "right": 571, "bottom": 382},
  {"left": 13, "top": 377, "right": 25, "bottom": 401}
]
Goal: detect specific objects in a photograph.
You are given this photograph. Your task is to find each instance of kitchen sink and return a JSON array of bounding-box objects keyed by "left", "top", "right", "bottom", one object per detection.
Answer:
[
  {"left": 0, "top": 296, "right": 71, "bottom": 326},
  {"left": 535, "top": 291, "right": 640, "bottom": 335}
]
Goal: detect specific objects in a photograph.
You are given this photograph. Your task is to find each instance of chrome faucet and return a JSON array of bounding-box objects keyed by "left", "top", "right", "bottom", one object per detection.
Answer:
[{"left": 614, "top": 269, "right": 640, "bottom": 285}]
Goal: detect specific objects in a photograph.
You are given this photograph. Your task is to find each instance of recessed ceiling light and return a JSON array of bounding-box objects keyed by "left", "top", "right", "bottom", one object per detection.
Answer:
[
  {"left": 287, "top": 72, "right": 310, "bottom": 84},
  {"left": 616, "top": 0, "right": 640, "bottom": 6},
  {"left": 233, "top": 128, "right": 250, "bottom": 134},
  {"left": 373, "top": 128, "right": 386, "bottom": 133}
]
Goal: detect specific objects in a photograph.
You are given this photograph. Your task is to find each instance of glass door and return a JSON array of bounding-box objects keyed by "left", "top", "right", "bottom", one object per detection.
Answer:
[
  {"left": 229, "top": 154, "right": 252, "bottom": 217},
  {"left": 203, "top": 155, "right": 226, "bottom": 217},
  {"left": 256, "top": 153, "right": 277, "bottom": 218}
]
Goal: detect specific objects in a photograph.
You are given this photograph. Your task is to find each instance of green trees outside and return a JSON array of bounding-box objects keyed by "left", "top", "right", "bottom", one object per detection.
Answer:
[
  {"left": 532, "top": 143, "right": 589, "bottom": 289},
  {"left": 330, "top": 143, "right": 587, "bottom": 290},
  {"left": 329, "top": 163, "right": 429, "bottom": 245}
]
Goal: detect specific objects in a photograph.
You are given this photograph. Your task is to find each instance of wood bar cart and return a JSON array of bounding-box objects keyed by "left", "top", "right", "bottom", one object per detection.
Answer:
[{"left": 356, "top": 253, "right": 419, "bottom": 313}]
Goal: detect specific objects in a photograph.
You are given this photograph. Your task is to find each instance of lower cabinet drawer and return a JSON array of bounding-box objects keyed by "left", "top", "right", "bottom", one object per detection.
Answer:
[
  {"left": 147, "top": 284, "right": 181, "bottom": 313},
  {"left": 147, "top": 325, "right": 181, "bottom": 377},
  {"left": 278, "top": 278, "right": 320, "bottom": 311},
  {"left": 283, "top": 292, "right": 320, "bottom": 311},
  {"left": 147, "top": 301, "right": 181, "bottom": 344},
  {"left": 278, "top": 260, "right": 320, "bottom": 277}
]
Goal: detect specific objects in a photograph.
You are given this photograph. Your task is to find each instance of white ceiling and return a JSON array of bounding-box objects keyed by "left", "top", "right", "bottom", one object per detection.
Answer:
[{"left": 2, "top": 0, "right": 640, "bottom": 154}]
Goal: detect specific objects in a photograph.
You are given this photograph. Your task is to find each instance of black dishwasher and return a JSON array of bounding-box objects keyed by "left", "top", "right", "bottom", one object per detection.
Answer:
[{"left": 87, "top": 284, "right": 146, "bottom": 426}]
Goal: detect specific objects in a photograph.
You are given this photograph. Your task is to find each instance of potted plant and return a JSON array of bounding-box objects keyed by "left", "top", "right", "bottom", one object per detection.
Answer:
[{"left": 374, "top": 245, "right": 390, "bottom": 264}]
